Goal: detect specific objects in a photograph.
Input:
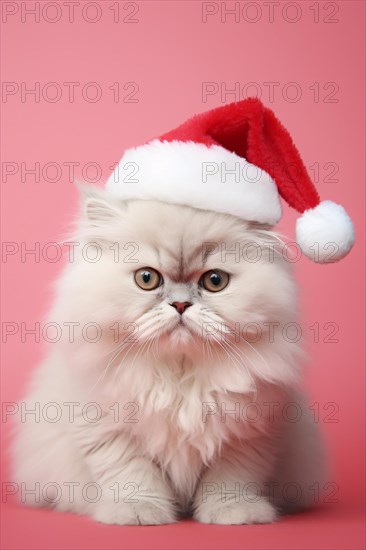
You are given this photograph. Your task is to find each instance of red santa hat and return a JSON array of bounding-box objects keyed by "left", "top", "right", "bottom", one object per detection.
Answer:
[{"left": 106, "top": 99, "right": 354, "bottom": 262}]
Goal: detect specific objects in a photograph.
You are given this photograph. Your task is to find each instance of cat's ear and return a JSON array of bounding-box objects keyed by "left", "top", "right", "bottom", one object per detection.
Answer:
[
  {"left": 76, "top": 182, "right": 123, "bottom": 226},
  {"left": 85, "top": 197, "right": 122, "bottom": 225}
]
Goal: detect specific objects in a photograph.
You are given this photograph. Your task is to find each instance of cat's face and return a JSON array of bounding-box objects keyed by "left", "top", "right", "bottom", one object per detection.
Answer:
[{"left": 65, "top": 189, "right": 296, "bottom": 371}]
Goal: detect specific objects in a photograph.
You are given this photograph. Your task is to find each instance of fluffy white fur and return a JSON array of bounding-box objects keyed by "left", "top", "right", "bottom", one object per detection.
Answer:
[
  {"left": 106, "top": 140, "right": 282, "bottom": 224},
  {"left": 12, "top": 189, "right": 324, "bottom": 525}
]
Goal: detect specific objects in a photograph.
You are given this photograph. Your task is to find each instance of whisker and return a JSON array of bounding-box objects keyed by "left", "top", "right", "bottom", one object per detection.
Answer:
[
  {"left": 227, "top": 327, "right": 270, "bottom": 374},
  {"left": 220, "top": 337, "right": 258, "bottom": 396},
  {"left": 88, "top": 332, "right": 138, "bottom": 393}
]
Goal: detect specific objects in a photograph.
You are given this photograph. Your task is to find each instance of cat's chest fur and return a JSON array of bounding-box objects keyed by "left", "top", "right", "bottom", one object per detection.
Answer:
[{"left": 98, "top": 355, "right": 276, "bottom": 500}]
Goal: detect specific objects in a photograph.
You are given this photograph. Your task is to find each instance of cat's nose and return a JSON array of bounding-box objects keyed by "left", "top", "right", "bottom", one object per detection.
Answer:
[{"left": 170, "top": 301, "right": 192, "bottom": 315}]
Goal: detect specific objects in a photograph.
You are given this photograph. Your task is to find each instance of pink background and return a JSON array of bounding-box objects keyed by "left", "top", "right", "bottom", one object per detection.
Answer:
[{"left": 1, "top": 1, "right": 365, "bottom": 548}]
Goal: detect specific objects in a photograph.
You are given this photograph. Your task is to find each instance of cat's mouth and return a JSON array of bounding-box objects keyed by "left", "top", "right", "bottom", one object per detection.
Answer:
[
  {"left": 164, "top": 314, "right": 196, "bottom": 338},
  {"left": 169, "top": 316, "right": 190, "bottom": 331},
  {"left": 163, "top": 314, "right": 205, "bottom": 348}
]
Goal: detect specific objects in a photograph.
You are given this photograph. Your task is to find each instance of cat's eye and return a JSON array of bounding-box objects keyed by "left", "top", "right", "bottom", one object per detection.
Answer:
[
  {"left": 199, "top": 270, "right": 229, "bottom": 292},
  {"left": 134, "top": 267, "right": 163, "bottom": 290}
]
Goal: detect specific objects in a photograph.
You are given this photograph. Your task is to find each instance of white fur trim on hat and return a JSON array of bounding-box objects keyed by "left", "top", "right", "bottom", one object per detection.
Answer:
[
  {"left": 296, "top": 200, "right": 355, "bottom": 263},
  {"left": 106, "top": 140, "right": 282, "bottom": 224}
]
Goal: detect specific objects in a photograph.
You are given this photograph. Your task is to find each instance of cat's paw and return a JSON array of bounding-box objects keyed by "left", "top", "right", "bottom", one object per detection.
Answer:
[
  {"left": 194, "top": 498, "right": 277, "bottom": 525},
  {"left": 90, "top": 499, "right": 177, "bottom": 525}
]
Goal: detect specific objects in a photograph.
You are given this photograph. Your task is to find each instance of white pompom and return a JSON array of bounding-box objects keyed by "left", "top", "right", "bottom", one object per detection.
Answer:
[{"left": 296, "top": 200, "right": 355, "bottom": 263}]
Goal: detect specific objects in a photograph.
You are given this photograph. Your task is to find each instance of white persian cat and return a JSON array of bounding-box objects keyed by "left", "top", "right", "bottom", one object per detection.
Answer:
[{"left": 12, "top": 187, "right": 324, "bottom": 525}]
